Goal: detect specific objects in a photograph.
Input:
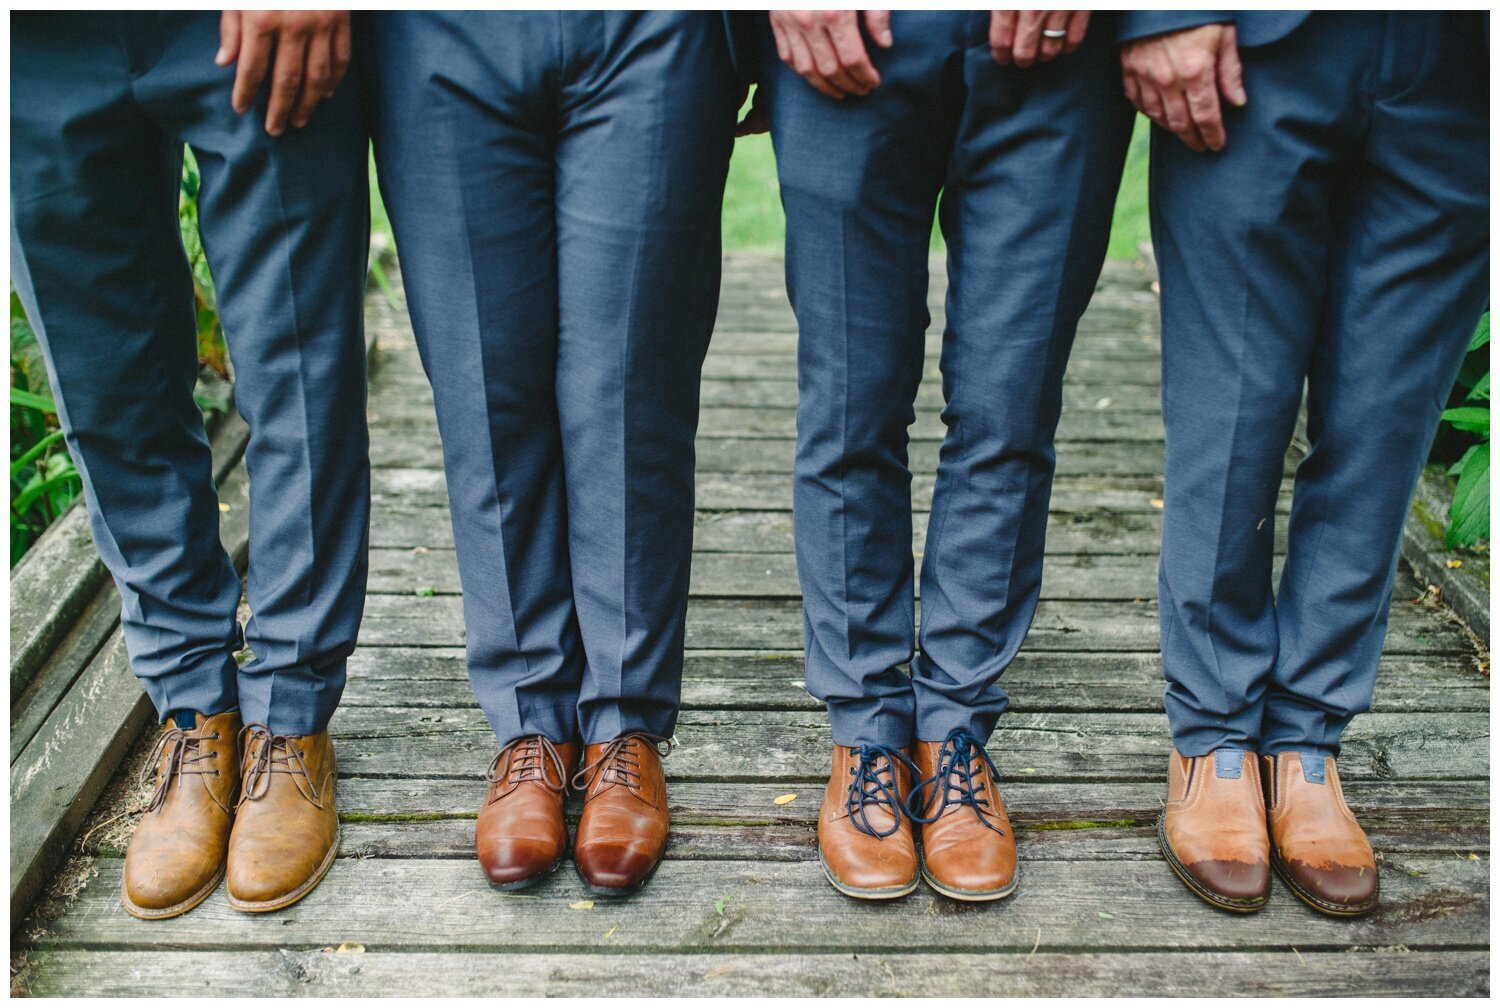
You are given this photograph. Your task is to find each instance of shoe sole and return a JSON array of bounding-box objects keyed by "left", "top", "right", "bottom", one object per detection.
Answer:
[
  {"left": 226, "top": 826, "right": 340, "bottom": 913},
  {"left": 818, "top": 849, "right": 918, "bottom": 901},
  {"left": 1272, "top": 851, "right": 1378, "bottom": 917},
  {"left": 921, "top": 865, "right": 1018, "bottom": 902},
  {"left": 575, "top": 855, "right": 663, "bottom": 898},
  {"left": 120, "top": 863, "right": 225, "bottom": 921},
  {"left": 487, "top": 849, "right": 568, "bottom": 892},
  {"left": 1157, "top": 817, "right": 1267, "bottom": 914}
]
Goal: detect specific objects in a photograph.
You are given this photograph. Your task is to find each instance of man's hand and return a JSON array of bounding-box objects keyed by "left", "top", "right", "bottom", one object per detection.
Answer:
[
  {"left": 216, "top": 10, "right": 352, "bottom": 136},
  {"left": 989, "top": 11, "right": 1090, "bottom": 67},
  {"left": 769, "top": 10, "right": 893, "bottom": 99},
  {"left": 1119, "top": 24, "right": 1246, "bottom": 153}
]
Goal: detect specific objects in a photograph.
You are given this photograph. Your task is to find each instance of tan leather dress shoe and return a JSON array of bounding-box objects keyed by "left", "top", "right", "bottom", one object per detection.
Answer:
[
  {"left": 1159, "top": 747, "right": 1271, "bottom": 912},
  {"left": 225, "top": 725, "right": 338, "bottom": 912},
  {"left": 476, "top": 735, "right": 579, "bottom": 890},
  {"left": 122, "top": 710, "right": 241, "bottom": 919},
  {"left": 1263, "top": 751, "right": 1378, "bottom": 916},
  {"left": 572, "top": 733, "right": 672, "bottom": 895},
  {"left": 818, "top": 743, "right": 919, "bottom": 900},
  {"left": 911, "top": 731, "right": 1017, "bottom": 901}
]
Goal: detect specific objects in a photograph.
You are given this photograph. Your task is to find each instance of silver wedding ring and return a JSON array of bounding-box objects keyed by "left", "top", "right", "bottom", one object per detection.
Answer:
[{"left": 1042, "top": 28, "right": 1069, "bottom": 39}]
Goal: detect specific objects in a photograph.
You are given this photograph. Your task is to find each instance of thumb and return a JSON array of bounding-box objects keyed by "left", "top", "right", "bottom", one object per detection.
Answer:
[
  {"left": 1217, "top": 27, "right": 1247, "bottom": 107},
  {"left": 216, "top": 10, "right": 242, "bottom": 66},
  {"left": 863, "top": 10, "right": 894, "bottom": 48}
]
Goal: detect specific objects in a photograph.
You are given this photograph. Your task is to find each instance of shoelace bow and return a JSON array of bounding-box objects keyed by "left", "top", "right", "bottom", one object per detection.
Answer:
[
  {"left": 570, "top": 732, "right": 673, "bottom": 793},
  {"left": 906, "top": 729, "right": 1005, "bottom": 834},
  {"left": 845, "top": 744, "right": 923, "bottom": 838},
  {"left": 142, "top": 723, "right": 222, "bottom": 812},
  {"left": 486, "top": 735, "right": 570, "bottom": 797},
  {"left": 238, "top": 724, "right": 318, "bottom": 805}
]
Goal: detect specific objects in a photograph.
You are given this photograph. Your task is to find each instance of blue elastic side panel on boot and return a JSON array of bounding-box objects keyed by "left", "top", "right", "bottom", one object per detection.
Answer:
[{"left": 1214, "top": 749, "right": 1245, "bottom": 779}]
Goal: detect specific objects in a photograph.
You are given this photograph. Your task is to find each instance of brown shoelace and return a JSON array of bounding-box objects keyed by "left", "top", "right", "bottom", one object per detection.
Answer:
[
  {"left": 570, "top": 732, "right": 673, "bottom": 792},
  {"left": 142, "top": 722, "right": 222, "bottom": 812},
  {"left": 238, "top": 723, "right": 318, "bottom": 805},
  {"left": 485, "top": 735, "right": 570, "bottom": 800}
]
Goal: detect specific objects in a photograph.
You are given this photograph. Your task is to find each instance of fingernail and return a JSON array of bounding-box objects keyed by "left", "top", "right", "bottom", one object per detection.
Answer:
[{"left": 214, "top": 47, "right": 229, "bottom": 65}]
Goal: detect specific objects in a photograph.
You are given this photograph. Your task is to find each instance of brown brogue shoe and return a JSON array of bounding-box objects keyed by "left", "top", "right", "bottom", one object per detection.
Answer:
[
  {"left": 476, "top": 735, "right": 579, "bottom": 890},
  {"left": 1263, "top": 752, "right": 1378, "bottom": 916},
  {"left": 122, "top": 710, "right": 241, "bottom": 919},
  {"left": 1159, "top": 747, "right": 1271, "bottom": 912},
  {"left": 910, "top": 731, "right": 1017, "bottom": 901},
  {"left": 572, "top": 733, "right": 672, "bottom": 895},
  {"left": 225, "top": 725, "right": 338, "bottom": 912},
  {"left": 818, "top": 743, "right": 920, "bottom": 900}
]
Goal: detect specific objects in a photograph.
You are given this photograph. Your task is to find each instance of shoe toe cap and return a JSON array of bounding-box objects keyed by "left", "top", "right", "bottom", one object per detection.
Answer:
[
  {"left": 1285, "top": 858, "right": 1379, "bottom": 909},
  {"left": 1186, "top": 857, "right": 1272, "bottom": 905},
  {"left": 575, "top": 839, "right": 661, "bottom": 890}
]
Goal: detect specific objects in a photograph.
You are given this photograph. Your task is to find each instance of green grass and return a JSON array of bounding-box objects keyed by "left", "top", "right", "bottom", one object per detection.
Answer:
[{"left": 721, "top": 113, "right": 1152, "bottom": 260}]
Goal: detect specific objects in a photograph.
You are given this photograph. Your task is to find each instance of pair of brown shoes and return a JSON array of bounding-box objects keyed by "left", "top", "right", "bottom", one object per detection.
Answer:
[
  {"left": 818, "top": 732, "right": 1017, "bottom": 902},
  {"left": 121, "top": 710, "right": 340, "bottom": 919},
  {"left": 475, "top": 731, "right": 671, "bottom": 896},
  {"left": 1159, "top": 748, "right": 1379, "bottom": 916}
]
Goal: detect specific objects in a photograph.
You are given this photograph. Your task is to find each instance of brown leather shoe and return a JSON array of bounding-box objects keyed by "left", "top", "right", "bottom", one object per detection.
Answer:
[
  {"left": 571, "top": 733, "right": 672, "bottom": 895},
  {"left": 1158, "top": 747, "right": 1271, "bottom": 913},
  {"left": 1263, "top": 751, "right": 1379, "bottom": 916},
  {"left": 121, "top": 710, "right": 241, "bottom": 919},
  {"left": 225, "top": 725, "right": 338, "bottom": 912},
  {"left": 818, "top": 744, "right": 919, "bottom": 900},
  {"left": 475, "top": 735, "right": 579, "bottom": 890},
  {"left": 910, "top": 731, "right": 1017, "bottom": 901}
]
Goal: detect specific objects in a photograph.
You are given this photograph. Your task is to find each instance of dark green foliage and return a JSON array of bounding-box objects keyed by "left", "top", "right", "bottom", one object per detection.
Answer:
[{"left": 1438, "top": 314, "right": 1489, "bottom": 548}]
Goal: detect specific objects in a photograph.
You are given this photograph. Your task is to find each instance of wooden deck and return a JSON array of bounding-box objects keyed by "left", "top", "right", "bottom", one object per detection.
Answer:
[{"left": 13, "top": 254, "right": 1490, "bottom": 996}]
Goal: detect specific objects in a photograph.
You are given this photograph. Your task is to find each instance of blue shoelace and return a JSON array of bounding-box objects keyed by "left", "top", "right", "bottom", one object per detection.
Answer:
[
  {"left": 845, "top": 744, "right": 922, "bottom": 838},
  {"left": 906, "top": 729, "right": 1006, "bottom": 834}
]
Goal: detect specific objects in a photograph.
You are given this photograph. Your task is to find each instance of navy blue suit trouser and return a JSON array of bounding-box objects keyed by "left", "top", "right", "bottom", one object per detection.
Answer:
[
  {"left": 366, "top": 13, "right": 737, "bottom": 746},
  {"left": 10, "top": 13, "right": 371, "bottom": 734},
  {"left": 767, "top": 13, "right": 1133, "bottom": 747},
  {"left": 1151, "top": 13, "right": 1489, "bottom": 757}
]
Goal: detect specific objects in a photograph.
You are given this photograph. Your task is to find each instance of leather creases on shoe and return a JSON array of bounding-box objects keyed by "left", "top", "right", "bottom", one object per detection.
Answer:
[
  {"left": 844, "top": 743, "right": 921, "bottom": 838},
  {"left": 907, "top": 729, "right": 1005, "bottom": 833},
  {"left": 486, "top": 735, "right": 571, "bottom": 801},
  {"left": 571, "top": 732, "right": 673, "bottom": 795},
  {"left": 238, "top": 724, "right": 324, "bottom": 809}
]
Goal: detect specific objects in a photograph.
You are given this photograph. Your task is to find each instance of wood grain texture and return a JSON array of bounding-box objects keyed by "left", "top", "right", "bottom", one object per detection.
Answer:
[{"left": 16, "top": 253, "right": 1488, "bottom": 998}]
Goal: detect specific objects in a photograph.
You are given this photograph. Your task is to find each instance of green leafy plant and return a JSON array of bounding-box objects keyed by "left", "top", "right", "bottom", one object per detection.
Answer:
[
  {"left": 10, "top": 297, "right": 82, "bottom": 565},
  {"left": 1439, "top": 314, "right": 1489, "bottom": 548}
]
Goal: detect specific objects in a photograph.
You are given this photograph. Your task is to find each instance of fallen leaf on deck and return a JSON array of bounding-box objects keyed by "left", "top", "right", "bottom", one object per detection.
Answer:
[
  {"left": 218, "top": 502, "right": 232, "bottom": 512},
  {"left": 1150, "top": 499, "right": 1164, "bottom": 509},
  {"left": 569, "top": 900, "right": 595, "bottom": 910},
  {"left": 415, "top": 586, "right": 435, "bottom": 597},
  {"left": 1448, "top": 559, "right": 1464, "bottom": 569},
  {"left": 773, "top": 794, "right": 798, "bottom": 806}
]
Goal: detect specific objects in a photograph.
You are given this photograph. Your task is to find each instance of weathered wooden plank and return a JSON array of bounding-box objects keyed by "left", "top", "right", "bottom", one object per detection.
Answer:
[
  {"left": 373, "top": 366, "right": 1172, "bottom": 414},
  {"left": 34, "top": 855, "right": 1488, "bottom": 952},
  {"left": 323, "top": 815, "right": 1484, "bottom": 864},
  {"left": 372, "top": 547, "right": 1314, "bottom": 603},
  {"left": 20, "top": 949, "right": 1487, "bottom": 998},
  {"left": 372, "top": 430, "right": 1180, "bottom": 476},
  {"left": 319, "top": 706, "right": 1488, "bottom": 783},
  {"left": 369, "top": 400, "right": 1170, "bottom": 443},
  {"left": 9, "top": 580, "right": 120, "bottom": 763},
  {"left": 353, "top": 593, "right": 1473, "bottom": 656},
  {"left": 701, "top": 352, "right": 1167, "bottom": 383},
  {"left": 372, "top": 466, "right": 1307, "bottom": 517},
  {"left": 371, "top": 504, "right": 1194, "bottom": 554},
  {"left": 1402, "top": 466, "right": 1490, "bottom": 645},
  {"left": 339, "top": 648, "right": 1488, "bottom": 714}
]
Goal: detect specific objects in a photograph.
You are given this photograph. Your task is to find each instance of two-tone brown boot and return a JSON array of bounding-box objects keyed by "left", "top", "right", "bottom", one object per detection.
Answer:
[
  {"left": 122, "top": 710, "right": 242, "bottom": 919},
  {"left": 225, "top": 724, "right": 339, "bottom": 912},
  {"left": 818, "top": 744, "right": 920, "bottom": 900},
  {"left": 1159, "top": 747, "right": 1271, "bottom": 912},
  {"left": 910, "top": 731, "right": 1017, "bottom": 901},
  {"left": 1263, "top": 751, "right": 1378, "bottom": 916},
  {"left": 475, "top": 735, "right": 579, "bottom": 890},
  {"left": 571, "top": 733, "right": 672, "bottom": 895}
]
